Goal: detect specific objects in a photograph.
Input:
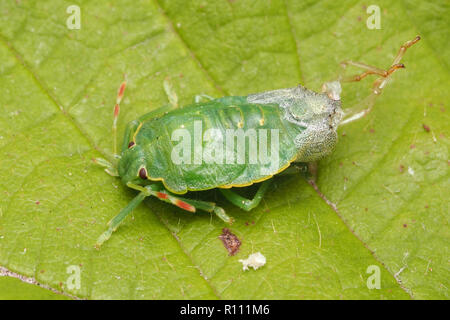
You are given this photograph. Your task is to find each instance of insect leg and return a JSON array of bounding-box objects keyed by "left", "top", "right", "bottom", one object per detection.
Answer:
[
  {"left": 373, "top": 35, "right": 421, "bottom": 94},
  {"left": 96, "top": 183, "right": 195, "bottom": 247},
  {"left": 127, "top": 183, "right": 234, "bottom": 224},
  {"left": 340, "top": 36, "right": 420, "bottom": 95},
  {"left": 339, "top": 93, "right": 378, "bottom": 125},
  {"left": 340, "top": 61, "right": 405, "bottom": 84},
  {"left": 95, "top": 190, "right": 148, "bottom": 248},
  {"left": 219, "top": 180, "right": 272, "bottom": 212},
  {"left": 92, "top": 157, "right": 118, "bottom": 176},
  {"left": 306, "top": 162, "right": 318, "bottom": 183},
  {"left": 112, "top": 80, "right": 127, "bottom": 157},
  {"left": 338, "top": 36, "right": 421, "bottom": 125},
  {"left": 181, "top": 198, "right": 234, "bottom": 224}
]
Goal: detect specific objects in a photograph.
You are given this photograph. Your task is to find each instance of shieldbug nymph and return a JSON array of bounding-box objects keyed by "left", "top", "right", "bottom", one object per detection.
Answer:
[{"left": 93, "top": 36, "right": 420, "bottom": 247}]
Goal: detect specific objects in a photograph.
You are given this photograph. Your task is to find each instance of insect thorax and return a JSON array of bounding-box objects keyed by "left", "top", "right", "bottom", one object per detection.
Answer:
[{"left": 247, "top": 85, "right": 343, "bottom": 162}]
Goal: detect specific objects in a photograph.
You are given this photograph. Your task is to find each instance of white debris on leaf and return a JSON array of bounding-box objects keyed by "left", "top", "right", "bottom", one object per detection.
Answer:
[{"left": 239, "top": 252, "right": 266, "bottom": 271}]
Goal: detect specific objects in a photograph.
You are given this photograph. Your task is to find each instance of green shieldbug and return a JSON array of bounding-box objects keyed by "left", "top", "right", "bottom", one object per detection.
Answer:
[{"left": 94, "top": 36, "right": 420, "bottom": 247}]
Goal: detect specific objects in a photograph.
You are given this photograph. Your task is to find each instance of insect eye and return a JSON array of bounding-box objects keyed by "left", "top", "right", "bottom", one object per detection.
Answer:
[
  {"left": 139, "top": 167, "right": 147, "bottom": 180},
  {"left": 128, "top": 141, "right": 135, "bottom": 148}
]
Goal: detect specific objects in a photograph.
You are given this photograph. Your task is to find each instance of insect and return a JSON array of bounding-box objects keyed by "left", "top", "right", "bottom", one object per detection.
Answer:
[{"left": 94, "top": 36, "right": 420, "bottom": 247}]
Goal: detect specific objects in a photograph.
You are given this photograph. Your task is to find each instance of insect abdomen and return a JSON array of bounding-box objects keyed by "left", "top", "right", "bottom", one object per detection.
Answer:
[{"left": 136, "top": 99, "right": 301, "bottom": 194}]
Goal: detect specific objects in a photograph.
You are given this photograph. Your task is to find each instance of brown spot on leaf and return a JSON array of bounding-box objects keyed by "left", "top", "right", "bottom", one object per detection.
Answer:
[
  {"left": 423, "top": 124, "right": 430, "bottom": 132},
  {"left": 219, "top": 228, "right": 241, "bottom": 256},
  {"left": 410, "top": 144, "right": 416, "bottom": 149}
]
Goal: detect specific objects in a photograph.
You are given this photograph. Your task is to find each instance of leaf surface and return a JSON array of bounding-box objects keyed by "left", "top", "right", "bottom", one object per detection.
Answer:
[{"left": 0, "top": 0, "right": 447, "bottom": 299}]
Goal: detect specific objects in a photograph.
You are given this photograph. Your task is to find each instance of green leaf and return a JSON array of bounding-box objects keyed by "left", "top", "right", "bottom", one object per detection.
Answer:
[
  {"left": 0, "top": 0, "right": 447, "bottom": 299},
  {"left": 0, "top": 272, "right": 69, "bottom": 300}
]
